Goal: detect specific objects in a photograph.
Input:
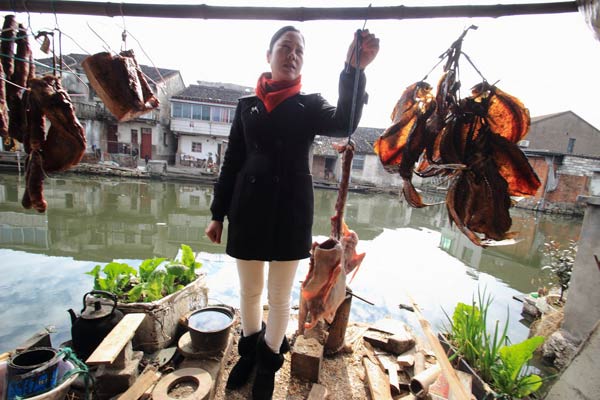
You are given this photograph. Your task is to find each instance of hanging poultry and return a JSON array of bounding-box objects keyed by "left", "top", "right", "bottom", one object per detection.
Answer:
[
  {"left": 375, "top": 26, "right": 540, "bottom": 247},
  {"left": 298, "top": 141, "right": 365, "bottom": 334}
]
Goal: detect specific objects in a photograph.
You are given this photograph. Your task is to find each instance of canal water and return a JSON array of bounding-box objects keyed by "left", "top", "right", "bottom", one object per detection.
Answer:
[{"left": 0, "top": 171, "right": 582, "bottom": 354}]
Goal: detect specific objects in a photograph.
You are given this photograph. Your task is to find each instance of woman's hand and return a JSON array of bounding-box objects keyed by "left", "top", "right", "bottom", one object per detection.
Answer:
[
  {"left": 205, "top": 220, "right": 223, "bottom": 244},
  {"left": 346, "top": 29, "right": 380, "bottom": 70}
]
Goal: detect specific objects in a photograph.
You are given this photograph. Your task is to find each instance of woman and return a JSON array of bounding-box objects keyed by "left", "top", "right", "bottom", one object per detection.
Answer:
[{"left": 205, "top": 26, "right": 379, "bottom": 399}]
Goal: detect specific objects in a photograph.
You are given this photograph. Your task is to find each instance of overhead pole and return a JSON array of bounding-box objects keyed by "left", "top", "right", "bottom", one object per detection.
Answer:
[{"left": 0, "top": 1, "right": 578, "bottom": 21}]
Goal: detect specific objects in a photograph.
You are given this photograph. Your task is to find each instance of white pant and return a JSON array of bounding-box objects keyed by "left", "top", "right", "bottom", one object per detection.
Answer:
[{"left": 236, "top": 259, "right": 299, "bottom": 353}]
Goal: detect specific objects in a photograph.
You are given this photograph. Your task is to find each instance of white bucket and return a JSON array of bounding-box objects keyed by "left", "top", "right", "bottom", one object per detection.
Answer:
[{"left": 1, "top": 359, "right": 78, "bottom": 400}]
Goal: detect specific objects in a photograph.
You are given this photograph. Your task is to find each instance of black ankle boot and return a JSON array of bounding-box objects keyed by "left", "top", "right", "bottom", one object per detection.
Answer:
[
  {"left": 226, "top": 324, "right": 264, "bottom": 390},
  {"left": 252, "top": 334, "right": 285, "bottom": 400}
]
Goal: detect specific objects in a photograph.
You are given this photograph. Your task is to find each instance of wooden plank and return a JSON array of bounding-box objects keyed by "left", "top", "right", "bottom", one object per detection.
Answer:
[
  {"left": 362, "top": 356, "right": 393, "bottom": 400},
  {"left": 87, "top": 313, "right": 146, "bottom": 366},
  {"left": 117, "top": 366, "right": 161, "bottom": 400},
  {"left": 378, "top": 355, "right": 401, "bottom": 396},
  {"left": 307, "top": 383, "right": 329, "bottom": 400},
  {"left": 408, "top": 297, "right": 472, "bottom": 400}
]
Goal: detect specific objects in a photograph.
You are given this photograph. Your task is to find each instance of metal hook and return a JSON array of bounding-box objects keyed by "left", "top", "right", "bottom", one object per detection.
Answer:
[
  {"left": 362, "top": 3, "right": 371, "bottom": 31},
  {"left": 120, "top": 2, "right": 127, "bottom": 51}
]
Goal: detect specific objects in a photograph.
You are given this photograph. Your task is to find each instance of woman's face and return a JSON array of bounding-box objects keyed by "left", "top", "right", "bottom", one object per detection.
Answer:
[{"left": 267, "top": 31, "right": 304, "bottom": 81}]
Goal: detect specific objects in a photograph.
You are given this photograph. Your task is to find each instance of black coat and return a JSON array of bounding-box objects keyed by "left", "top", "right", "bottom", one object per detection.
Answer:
[{"left": 210, "top": 66, "right": 367, "bottom": 261}]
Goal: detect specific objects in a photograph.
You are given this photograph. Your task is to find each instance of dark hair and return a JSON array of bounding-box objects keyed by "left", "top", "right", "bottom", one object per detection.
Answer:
[{"left": 269, "top": 26, "right": 304, "bottom": 52}]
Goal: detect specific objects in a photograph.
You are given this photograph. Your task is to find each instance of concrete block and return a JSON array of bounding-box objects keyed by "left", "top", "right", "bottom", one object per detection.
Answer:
[
  {"left": 291, "top": 335, "right": 323, "bottom": 383},
  {"left": 95, "top": 351, "right": 143, "bottom": 398},
  {"left": 109, "top": 340, "right": 133, "bottom": 369}
]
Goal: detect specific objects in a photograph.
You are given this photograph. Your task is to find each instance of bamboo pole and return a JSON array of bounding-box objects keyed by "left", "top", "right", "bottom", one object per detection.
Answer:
[
  {"left": 408, "top": 295, "right": 473, "bottom": 400},
  {"left": 0, "top": 1, "right": 578, "bottom": 21}
]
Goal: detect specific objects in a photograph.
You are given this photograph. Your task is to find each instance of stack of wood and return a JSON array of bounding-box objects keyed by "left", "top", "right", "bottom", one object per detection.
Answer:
[{"left": 293, "top": 317, "right": 474, "bottom": 400}]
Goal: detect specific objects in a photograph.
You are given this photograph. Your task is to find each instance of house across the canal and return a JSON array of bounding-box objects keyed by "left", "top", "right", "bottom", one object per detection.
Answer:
[
  {"left": 518, "top": 111, "right": 600, "bottom": 214},
  {"left": 32, "top": 53, "right": 185, "bottom": 166},
  {"left": 169, "top": 81, "right": 253, "bottom": 172}
]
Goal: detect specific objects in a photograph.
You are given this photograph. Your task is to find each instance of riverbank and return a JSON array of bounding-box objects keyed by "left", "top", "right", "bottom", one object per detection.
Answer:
[{"left": 0, "top": 151, "right": 586, "bottom": 214}]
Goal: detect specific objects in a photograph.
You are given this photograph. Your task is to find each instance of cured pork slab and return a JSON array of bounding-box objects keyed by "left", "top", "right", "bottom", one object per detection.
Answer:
[{"left": 82, "top": 50, "right": 159, "bottom": 122}]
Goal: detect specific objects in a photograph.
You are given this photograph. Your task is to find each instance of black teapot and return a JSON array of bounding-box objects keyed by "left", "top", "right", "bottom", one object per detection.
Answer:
[{"left": 68, "top": 290, "right": 124, "bottom": 361}]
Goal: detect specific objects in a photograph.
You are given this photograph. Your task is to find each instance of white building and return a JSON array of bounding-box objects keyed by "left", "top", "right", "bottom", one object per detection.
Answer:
[
  {"left": 35, "top": 53, "right": 185, "bottom": 165},
  {"left": 170, "top": 81, "right": 253, "bottom": 171}
]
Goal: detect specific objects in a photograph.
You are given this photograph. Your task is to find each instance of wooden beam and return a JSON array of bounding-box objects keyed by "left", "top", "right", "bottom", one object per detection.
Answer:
[
  {"left": 86, "top": 313, "right": 146, "bottom": 366},
  {"left": 117, "top": 366, "right": 161, "bottom": 400},
  {"left": 0, "top": 1, "right": 578, "bottom": 21}
]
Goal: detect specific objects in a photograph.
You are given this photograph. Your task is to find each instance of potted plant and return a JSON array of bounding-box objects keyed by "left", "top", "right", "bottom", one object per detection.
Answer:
[
  {"left": 540, "top": 240, "right": 577, "bottom": 305},
  {"left": 85, "top": 244, "right": 208, "bottom": 352},
  {"left": 441, "top": 289, "right": 546, "bottom": 399}
]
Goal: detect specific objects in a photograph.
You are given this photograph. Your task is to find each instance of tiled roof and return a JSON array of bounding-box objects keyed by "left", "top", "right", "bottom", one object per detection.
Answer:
[
  {"left": 530, "top": 111, "right": 572, "bottom": 124},
  {"left": 35, "top": 53, "right": 180, "bottom": 83},
  {"left": 313, "top": 127, "right": 384, "bottom": 156},
  {"left": 172, "top": 84, "right": 254, "bottom": 105}
]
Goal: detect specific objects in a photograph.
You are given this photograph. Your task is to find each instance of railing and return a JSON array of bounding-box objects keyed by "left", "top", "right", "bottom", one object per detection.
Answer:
[
  {"left": 72, "top": 101, "right": 159, "bottom": 123},
  {"left": 72, "top": 101, "right": 114, "bottom": 121}
]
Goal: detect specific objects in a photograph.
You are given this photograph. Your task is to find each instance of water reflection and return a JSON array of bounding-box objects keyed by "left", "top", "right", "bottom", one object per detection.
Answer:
[{"left": 0, "top": 172, "right": 582, "bottom": 353}]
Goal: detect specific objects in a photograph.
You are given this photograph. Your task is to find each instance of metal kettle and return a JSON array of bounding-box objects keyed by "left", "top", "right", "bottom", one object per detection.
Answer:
[{"left": 68, "top": 290, "right": 124, "bottom": 361}]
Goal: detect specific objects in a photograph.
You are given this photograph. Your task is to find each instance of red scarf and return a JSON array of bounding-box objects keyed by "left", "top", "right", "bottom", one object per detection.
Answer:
[{"left": 255, "top": 73, "right": 302, "bottom": 113}]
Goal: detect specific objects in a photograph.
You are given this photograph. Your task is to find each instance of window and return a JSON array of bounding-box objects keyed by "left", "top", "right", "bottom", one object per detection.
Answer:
[
  {"left": 190, "top": 195, "right": 200, "bottom": 206},
  {"left": 567, "top": 138, "right": 576, "bottom": 154},
  {"left": 192, "top": 142, "right": 202, "bottom": 152},
  {"left": 172, "top": 102, "right": 192, "bottom": 118},
  {"left": 352, "top": 154, "right": 365, "bottom": 171},
  {"left": 174, "top": 102, "right": 235, "bottom": 123},
  {"left": 65, "top": 193, "right": 73, "bottom": 209},
  {"left": 192, "top": 104, "right": 210, "bottom": 120},
  {"left": 172, "top": 102, "right": 182, "bottom": 117},
  {"left": 211, "top": 106, "right": 235, "bottom": 123}
]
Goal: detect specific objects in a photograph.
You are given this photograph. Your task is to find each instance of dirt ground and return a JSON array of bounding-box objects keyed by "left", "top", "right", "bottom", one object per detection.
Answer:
[{"left": 212, "top": 316, "right": 376, "bottom": 400}]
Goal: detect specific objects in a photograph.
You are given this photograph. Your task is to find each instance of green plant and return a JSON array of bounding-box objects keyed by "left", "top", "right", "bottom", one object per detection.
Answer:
[
  {"left": 444, "top": 289, "right": 509, "bottom": 383},
  {"left": 86, "top": 244, "right": 202, "bottom": 303},
  {"left": 491, "top": 336, "right": 545, "bottom": 399},
  {"left": 85, "top": 262, "right": 137, "bottom": 298},
  {"left": 541, "top": 240, "right": 577, "bottom": 302},
  {"left": 444, "top": 290, "right": 547, "bottom": 399}
]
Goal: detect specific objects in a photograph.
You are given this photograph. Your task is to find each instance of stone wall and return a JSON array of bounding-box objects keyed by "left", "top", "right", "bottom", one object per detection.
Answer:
[{"left": 559, "top": 155, "right": 600, "bottom": 176}]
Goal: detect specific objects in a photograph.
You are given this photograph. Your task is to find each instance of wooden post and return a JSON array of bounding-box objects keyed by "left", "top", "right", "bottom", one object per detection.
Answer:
[{"left": 324, "top": 291, "right": 352, "bottom": 355}]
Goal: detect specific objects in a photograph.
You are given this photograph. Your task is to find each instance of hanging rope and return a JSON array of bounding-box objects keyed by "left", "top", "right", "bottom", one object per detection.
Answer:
[
  {"left": 55, "top": 347, "right": 95, "bottom": 400},
  {"left": 345, "top": 6, "right": 370, "bottom": 143}
]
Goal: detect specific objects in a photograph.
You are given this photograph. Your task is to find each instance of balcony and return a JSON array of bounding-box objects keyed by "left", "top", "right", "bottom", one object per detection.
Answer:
[
  {"left": 170, "top": 118, "right": 230, "bottom": 137},
  {"left": 72, "top": 101, "right": 159, "bottom": 123},
  {"left": 72, "top": 101, "right": 114, "bottom": 121}
]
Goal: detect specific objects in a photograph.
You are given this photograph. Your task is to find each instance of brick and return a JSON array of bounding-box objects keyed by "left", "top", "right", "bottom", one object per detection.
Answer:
[{"left": 291, "top": 335, "right": 323, "bottom": 383}]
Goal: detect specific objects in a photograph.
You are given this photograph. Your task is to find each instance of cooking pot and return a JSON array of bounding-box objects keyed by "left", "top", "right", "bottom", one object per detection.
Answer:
[
  {"left": 68, "top": 290, "right": 124, "bottom": 361},
  {"left": 182, "top": 306, "right": 235, "bottom": 354}
]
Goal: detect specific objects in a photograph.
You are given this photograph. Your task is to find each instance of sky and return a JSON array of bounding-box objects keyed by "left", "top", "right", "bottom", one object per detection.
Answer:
[{"left": 6, "top": 0, "right": 600, "bottom": 131}]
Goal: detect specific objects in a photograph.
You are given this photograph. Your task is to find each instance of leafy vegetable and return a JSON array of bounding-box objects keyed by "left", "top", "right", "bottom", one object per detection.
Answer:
[
  {"left": 492, "top": 336, "right": 545, "bottom": 398},
  {"left": 86, "top": 244, "right": 201, "bottom": 303},
  {"left": 444, "top": 289, "right": 509, "bottom": 383},
  {"left": 444, "top": 289, "right": 547, "bottom": 399},
  {"left": 85, "top": 262, "right": 137, "bottom": 297}
]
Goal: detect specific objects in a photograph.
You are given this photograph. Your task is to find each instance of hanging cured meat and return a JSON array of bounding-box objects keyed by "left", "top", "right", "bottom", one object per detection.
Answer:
[
  {"left": 0, "top": 15, "right": 86, "bottom": 212},
  {"left": 82, "top": 50, "right": 159, "bottom": 122},
  {"left": 21, "top": 76, "right": 87, "bottom": 213},
  {"left": 375, "top": 26, "right": 540, "bottom": 247}
]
